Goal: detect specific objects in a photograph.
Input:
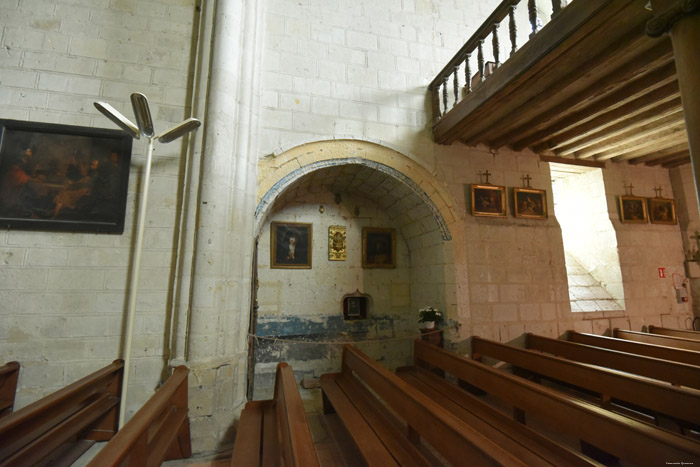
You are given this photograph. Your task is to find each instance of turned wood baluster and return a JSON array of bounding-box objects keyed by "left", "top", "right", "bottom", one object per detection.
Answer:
[
  {"left": 442, "top": 76, "right": 448, "bottom": 114},
  {"left": 432, "top": 86, "right": 441, "bottom": 120},
  {"left": 551, "top": 0, "right": 562, "bottom": 17},
  {"left": 464, "top": 53, "right": 472, "bottom": 94},
  {"left": 509, "top": 4, "right": 517, "bottom": 56},
  {"left": 528, "top": 0, "right": 538, "bottom": 37},
  {"left": 477, "top": 39, "right": 485, "bottom": 83},
  {"left": 453, "top": 65, "right": 459, "bottom": 106},
  {"left": 492, "top": 23, "right": 500, "bottom": 67}
]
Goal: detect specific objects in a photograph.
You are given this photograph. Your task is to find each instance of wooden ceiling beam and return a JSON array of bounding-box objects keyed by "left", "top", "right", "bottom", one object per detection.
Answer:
[
  {"left": 539, "top": 155, "right": 606, "bottom": 168},
  {"left": 627, "top": 144, "right": 690, "bottom": 164},
  {"left": 601, "top": 134, "right": 689, "bottom": 161},
  {"left": 479, "top": 38, "right": 674, "bottom": 148},
  {"left": 645, "top": 151, "right": 690, "bottom": 167},
  {"left": 661, "top": 154, "right": 692, "bottom": 168},
  {"left": 542, "top": 98, "right": 683, "bottom": 154},
  {"left": 569, "top": 116, "right": 686, "bottom": 159}
]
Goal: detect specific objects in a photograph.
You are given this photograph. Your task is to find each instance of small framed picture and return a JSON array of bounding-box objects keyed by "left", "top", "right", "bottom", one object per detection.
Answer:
[
  {"left": 362, "top": 227, "right": 396, "bottom": 268},
  {"left": 471, "top": 184, "right": 506, "bottom": 217},
  {"left": 513, "top": 188, "right": 547, "bottom": 219},
  {"left": 328, "top": 225, "right": 347, "bottom": 261},
  {"left": 618, "top": 195, "right": 648, "bottom": 223},
  {"left": 648, "top": 197, "right": 677, "bottom": 225},
  {"left": 271, "top": 221, "right": 312, "bottom": 269}
]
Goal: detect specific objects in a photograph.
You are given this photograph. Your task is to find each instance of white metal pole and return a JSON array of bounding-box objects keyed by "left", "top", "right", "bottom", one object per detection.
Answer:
[{"left": 119, "top": 137, "right": 155, "bottom": 429}]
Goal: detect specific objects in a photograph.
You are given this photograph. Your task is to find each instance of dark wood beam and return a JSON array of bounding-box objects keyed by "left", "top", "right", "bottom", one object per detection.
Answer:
[
  {"left": 601, "top": 134, "right": 689, "bottom": 161},
  {"left": 626, "top": 143, "right": 690, "bottom": 164},
  {"left": 539, "top": 155, "right": 606, "bottom": 168},
  {"left": 648, "top": 151, "right": 691, "bottom": 167},
  {"left": 661, "top": 155, "right": 692, "bottom": 168}
]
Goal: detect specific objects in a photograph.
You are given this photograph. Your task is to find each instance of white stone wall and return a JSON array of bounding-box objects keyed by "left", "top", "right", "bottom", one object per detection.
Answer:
[{"left": 0, "top": 0, "right": 198, "bottom": 415}]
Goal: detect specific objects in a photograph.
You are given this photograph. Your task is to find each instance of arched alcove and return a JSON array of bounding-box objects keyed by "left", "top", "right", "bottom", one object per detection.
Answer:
[{"left": 250, "top": 140, "right": 461, "bottom": 398}]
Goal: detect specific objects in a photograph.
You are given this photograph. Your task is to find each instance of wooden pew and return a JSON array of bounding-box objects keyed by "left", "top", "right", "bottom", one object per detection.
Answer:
[
  {"left": 321, "top": 345, "right": 531, "bottom": 466},
  {"left": 411, "top": 339, "right": 700, "bottom": 465},
  {"left": 472, "top": 336, "right": 700, "bottom": 430},
  {"left": 525, "top": 333, "right": 700, "bottom": 390},
  {"left": 567, "top": 330, "right": 700, "bottom": 367},
  {"left": 0, "top": 361, "right": 20, "bottom": 417},
  {"left": 231, "top": 362, "right": 318, "bottom": 467},
  {"left": 0, "top": 359, "right": 123, "bottom": 466},
  {"left": 649, "top": 325, "right": 700, "bottom": 342},
  {"left": 614, "top": 328, "right": 700, "bottom": 352},
  {"left": 87, "top": 365, "right": 191, "bottom": 466}
]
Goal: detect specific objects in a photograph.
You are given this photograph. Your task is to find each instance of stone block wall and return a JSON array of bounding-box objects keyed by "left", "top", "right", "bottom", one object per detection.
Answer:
[{"left": 0, "top": 0, "right": 198, "bottom": 416}]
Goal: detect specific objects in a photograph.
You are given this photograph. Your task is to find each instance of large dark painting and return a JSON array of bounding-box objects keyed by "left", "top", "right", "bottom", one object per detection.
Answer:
[
  {"left": 0, "top": 119, "right": 132, "bottom": 233},
  {"left": 271, "top": 221, "right": 313, "bottom": 269}
]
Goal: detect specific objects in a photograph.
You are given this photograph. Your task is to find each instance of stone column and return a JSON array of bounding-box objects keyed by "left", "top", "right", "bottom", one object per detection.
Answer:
[
  {"left": 178, "top": 0, "right": 263, "bottom": 453},
  {"left": 649, "top": 1, "right": 700, "bottom": 208}
]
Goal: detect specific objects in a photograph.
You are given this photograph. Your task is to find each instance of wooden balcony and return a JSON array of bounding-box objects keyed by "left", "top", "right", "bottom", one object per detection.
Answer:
[{"left": 430, "top": 0, "right": 689, "bottom": 168}]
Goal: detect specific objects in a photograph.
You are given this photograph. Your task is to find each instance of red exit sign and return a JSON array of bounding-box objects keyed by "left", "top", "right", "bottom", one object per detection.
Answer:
[{"left": 658, "top": 267, "right": 666, "bottom": 278}]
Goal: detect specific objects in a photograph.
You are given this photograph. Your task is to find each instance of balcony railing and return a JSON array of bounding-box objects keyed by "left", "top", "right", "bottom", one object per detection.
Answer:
[{"left": 429, "top": 0, "right": 570, "bottom": 124}]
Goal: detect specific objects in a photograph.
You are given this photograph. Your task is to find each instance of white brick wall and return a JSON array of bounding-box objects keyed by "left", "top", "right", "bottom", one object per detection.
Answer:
[{"left": 0, "top": 0, "right": 198, "bottom": 417}]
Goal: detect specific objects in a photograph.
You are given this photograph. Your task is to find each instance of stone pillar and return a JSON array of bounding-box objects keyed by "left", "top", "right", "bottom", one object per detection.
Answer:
[
  {"left": 648, "top": 1, "right": 700, "bottom": 209},
  {"left": 177, "top": 0, "right": 263, "bottom": 453}
]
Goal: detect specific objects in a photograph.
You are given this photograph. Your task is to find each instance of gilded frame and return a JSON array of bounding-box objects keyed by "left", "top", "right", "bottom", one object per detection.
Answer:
[
  {"left": 471, "top": 184, "right": 506, "bottom": 217},
  {"left": 618, "top": 195, "right": 648, "bottom": 223},
  {"left": 513, "top": 187, "right": 547, "bottom": 219},
  {"left": 362, "top": 227, "right": 396, "bottom": 269},
  {"left": 271, "top": 221, "right": 313, "bottom": 269},
  {"left": 648, "top": 197, "right": 677, "bottom": 225}
]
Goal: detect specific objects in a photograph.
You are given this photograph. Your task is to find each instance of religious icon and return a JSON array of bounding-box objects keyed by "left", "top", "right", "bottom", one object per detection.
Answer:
[
  {"left": 513, "top": 188, "right": 547, "bottom": 219},
  {"left": 618, "top": 196, "right": 648, "bottom": 223},
  {"left": 328, "top": 225, "right": 347, "bottom": 261},
  {"left": 270, "top": 221, "right": 312, "bottom": 269},
  {"left": 648, "top": 197, "right": 677, "bottom": 225},
  {"left": 471, "top": 184, "right": 506, "bottom": 217},
  {"left": 362, "top": 227, "right": 396, "bottom": 268}
]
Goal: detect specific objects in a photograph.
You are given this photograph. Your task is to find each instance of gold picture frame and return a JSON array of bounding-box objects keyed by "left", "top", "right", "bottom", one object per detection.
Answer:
[
  {"left": 618, "top": 195, "right": 648, "bottom": 223},
  {"left": 270, "top": 221, "right": 312, "bottom": 269},
  {"left": 328, "top": 225, "right": 347, "bottom": 260},
  {"left": 513, "top": 187, "right": 547, "bottom": 219},
  {"left": 471, "top": 184, "right": 506, "bottom": 217},
  {"left": 648, "top": 197, "right": 677, "bottom": 225},
  {"left": 362, "top": 227, "right": 396, "bottom": 268}
]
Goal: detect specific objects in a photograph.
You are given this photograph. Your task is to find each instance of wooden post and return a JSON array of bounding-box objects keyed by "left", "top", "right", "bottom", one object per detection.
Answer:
[{"left": 648, "top": 1, "right": 700, "bottom": 210}]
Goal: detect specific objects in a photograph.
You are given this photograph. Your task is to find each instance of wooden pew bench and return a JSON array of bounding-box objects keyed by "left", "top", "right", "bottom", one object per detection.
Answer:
[
  {"left": 567, "top": 330, "right": 700, "bottom": 367},
  {"left": 0, "top": 361, "right": 20, "bottom": 418},
  {"left": 649, "top": 325, "right": 700, "bottom": 342},
  {"left": 321, "top": 344, "right": 569, "bottom": 466},
  {"left": 472, "top": 336, "right": 700, "bottom": 433},
  {"left": 0, "top": 359, "right": 123, "bottom": 466},
  {"left": 86, "top": 365, "right": 191, "bottom": 466},
  {"left": 231, "top": 362, "right": 319, "bottom": 467},
  {"left": 525, "top": 333, "right": 700, "bottom": 390},
  {"left": 408, "top": 339, "right": 700, "bottom": 465},
  {"left": 614, "top": 328, "right": 700, "bottom": 352}
]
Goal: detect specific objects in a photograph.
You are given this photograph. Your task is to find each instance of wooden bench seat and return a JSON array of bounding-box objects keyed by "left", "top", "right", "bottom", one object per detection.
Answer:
[
  {"left": 0, "top": 359, "right": 123, "bottom": 466},
  {"left": 472, "top": 336, "right": 700, "bottom": 431},
  {"left": 411, "top": 339, "right": 700, "bottom": 465},
  {"left": 0, "top": 361, "right": 20, "bottom": 418},
  {"left": 567, "top": 331, "right": 700, "bottom": 367},
  {"left": 525, "top": 333, "right": 700, "bottom": 390},
  {"left": 614, "top": 328, "right": 700, "bottom": 352},
  {"left": 649, "top": 325, "right": 700, "bottom": 342},
  {"left": 231, "top": 362, "right": 319, "bottom": 467},
  {"left": 86, "top": 365, "right": 191, "bottom": 466},
  {"left": 321, "top": 344, "right": 568, "bottom": 466}
]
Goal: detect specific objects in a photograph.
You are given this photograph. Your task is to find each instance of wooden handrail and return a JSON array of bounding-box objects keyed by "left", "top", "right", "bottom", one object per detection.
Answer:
[
  {"left": 0, "top": 361, "right": 20, "bottom": 417},
  {"left": 648, "top": 325, "right": 700, "bottom": 341},
  {"left": 87, "top": 365, "right": 190, "bottom": 467},
  {"left": 613, "top": 328, "right": 700, "bottom": 352}
]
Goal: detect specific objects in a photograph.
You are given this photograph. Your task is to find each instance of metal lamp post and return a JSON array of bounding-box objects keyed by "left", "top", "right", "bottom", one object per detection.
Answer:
[{"left": 94, "top": 93, "right": 201, "bottom": 428}]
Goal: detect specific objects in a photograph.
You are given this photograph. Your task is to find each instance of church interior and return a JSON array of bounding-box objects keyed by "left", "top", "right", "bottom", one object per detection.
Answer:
[{"left": 1, "top": 0, "right": 700, "bottom": 464}]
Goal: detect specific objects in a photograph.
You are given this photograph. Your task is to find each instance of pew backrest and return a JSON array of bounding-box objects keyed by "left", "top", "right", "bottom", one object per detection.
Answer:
[
  {"left": 526, "top": 333, "right": 700, "bottom": 389},
  {"left": 567, "top": 331, "right": 700, "bottom": 367},
  {"left": 0, "top": 361, "right": 20, "bottom": 417},
  {"left": 413, "top": 339, "right": 700, "bottom": 465},
  {"left": 0, "top": 359, "right": 123, "bottom": 466},
  {"left": 473, "top": 336, "right": 700, "bottom": 426},
  {"left": 87, "top": 365, "right": 191, "bottom": 467},
  {"left": 613, "top": 328, "right": 700, "bottom": 352},
  {"left": 648, "top": 325, "right": 700, "bottom": 342},
  {"left": 274, "top": 362, "right": 318, "bottom": 467}
]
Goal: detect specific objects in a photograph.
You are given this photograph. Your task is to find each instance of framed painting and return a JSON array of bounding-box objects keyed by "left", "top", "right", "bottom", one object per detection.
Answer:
[
  {"left": 362, "top": 227, "right": 396, "bottom": 268},
  {"left": 618, "top": 195, "right": 648, "bottom": 223},
  {"left": 513, "top": 187, "right": 547, "bottom": 219},
  {"left": 271, "top": 221, "right": 312, "bottom": 269},
  {"left": 0, "top": 119, "right": 132, "bottom": 233},
  {"left": 328, "top": 225, "right": 347, "bottom": 261},
  {"left": 648, "top": 197, "right": 677, "bottom": 225},
  {"left": 471, "top": 184, "right": 506, "bottom": 217}
]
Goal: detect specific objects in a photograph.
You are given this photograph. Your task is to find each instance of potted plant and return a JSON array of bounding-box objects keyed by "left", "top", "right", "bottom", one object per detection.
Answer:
[{"left": 418, "top": 306, "right": 442, "bottom": 329}]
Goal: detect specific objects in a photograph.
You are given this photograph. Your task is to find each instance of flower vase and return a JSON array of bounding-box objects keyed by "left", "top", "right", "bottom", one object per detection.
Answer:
[{"left": 424, "top": 321, "right": 435, "bottom": 329}]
